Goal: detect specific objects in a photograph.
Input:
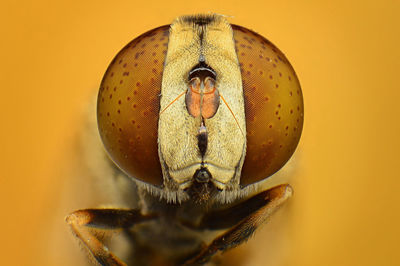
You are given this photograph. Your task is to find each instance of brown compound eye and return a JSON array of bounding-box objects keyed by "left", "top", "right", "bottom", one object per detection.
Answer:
[
  {"left": 232, "top": 25, "right": 304, "bottom": 186},
  {"left": 97, "top": 26, "right": 170, "bottom": 186}
]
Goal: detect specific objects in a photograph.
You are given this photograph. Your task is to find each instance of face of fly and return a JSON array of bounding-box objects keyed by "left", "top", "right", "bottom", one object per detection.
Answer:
[
  {"left": 157, "top": 16, "right": 247, "bottom": 197},
  {"left": 97, "top": 14, "right": 304, "bottom": 203}
]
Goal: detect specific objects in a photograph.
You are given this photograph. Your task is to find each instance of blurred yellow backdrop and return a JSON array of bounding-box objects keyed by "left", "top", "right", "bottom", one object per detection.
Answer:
[{"left": 1, "top": 0, "right": 399, "bottom": 265}]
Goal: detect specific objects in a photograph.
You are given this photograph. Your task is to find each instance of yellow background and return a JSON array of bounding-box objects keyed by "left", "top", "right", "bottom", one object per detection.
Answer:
[{"left": 1, "top": 0, "right": 399, "bottom": 265}]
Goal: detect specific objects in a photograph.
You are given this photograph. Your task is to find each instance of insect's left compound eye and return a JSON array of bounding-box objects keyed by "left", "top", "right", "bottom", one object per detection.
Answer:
[
  {"left": 97, "top": 26, "right": 169, "bottom": 186},
  {"left": 233, "top": 25, "right": 304, "bottom": 186}
]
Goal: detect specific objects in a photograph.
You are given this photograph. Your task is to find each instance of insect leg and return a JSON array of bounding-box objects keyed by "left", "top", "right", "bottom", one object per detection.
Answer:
[
  {"left": 183, "top": 184, "right": 292, "bottom": 265},
  {"left": 66, "top": 208, "right": 156, "bottom": 266}
]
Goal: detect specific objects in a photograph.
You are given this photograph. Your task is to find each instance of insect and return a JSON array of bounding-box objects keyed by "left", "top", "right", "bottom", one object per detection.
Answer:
[{"left": 66, "top": 14, "right": 303, "bottom": 266}]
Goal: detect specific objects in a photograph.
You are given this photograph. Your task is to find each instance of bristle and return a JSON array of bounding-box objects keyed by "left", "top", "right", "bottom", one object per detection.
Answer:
[{"left": 178, "top": 14, "right": 220, "bottom": 26}]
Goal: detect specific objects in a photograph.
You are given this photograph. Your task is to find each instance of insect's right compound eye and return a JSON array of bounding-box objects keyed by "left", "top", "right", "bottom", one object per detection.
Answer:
[{"left": 97, "top": 26, "right": 169, "bottom": 186}]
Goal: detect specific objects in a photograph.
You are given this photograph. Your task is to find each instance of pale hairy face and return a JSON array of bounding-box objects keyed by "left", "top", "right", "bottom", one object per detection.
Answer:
[{"left": 158, "top": 16, "right": 246, "bottom": 191}]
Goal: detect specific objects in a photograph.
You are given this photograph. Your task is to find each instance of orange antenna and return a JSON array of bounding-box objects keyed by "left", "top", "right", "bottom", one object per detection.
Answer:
[
  {"left": 220, "top": 94, "right": 245, "bottom": 137},
  {"left": 160, "top": 91, "right": 186, "bottom": 115}
]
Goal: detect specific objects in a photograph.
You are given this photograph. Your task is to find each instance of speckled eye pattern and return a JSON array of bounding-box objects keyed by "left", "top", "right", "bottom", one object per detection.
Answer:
[
  {"left": 97, "top": 24, "right": 303, "bottom": 187},
  {"left": 232, "top": 25, "right": 304, "bottom": 186},
  {"left": 97, "top": 26, "right": 169, "bottom": 186}
]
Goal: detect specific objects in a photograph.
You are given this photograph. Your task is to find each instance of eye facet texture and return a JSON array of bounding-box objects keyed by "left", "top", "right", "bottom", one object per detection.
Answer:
[
  {"left": 97, "top": 26, "right": 169, "bottom": 186},
  {"left": 232, "top": 25, "right": 304, "bottom": 186}
]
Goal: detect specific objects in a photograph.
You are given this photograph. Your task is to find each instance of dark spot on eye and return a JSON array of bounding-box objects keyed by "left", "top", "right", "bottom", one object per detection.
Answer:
[
  {"left": 279, "top": 72, "right": 282, "bottom": 77},
  {"left": 112, "top": 122, "right": 115, "bottom": 127},
  {"left": 123, "top": 72, "right": 129, "bottom": 76},
  {"left": 109, "top": 94, "right": 113, "bottom": 99},
  {"left": 106, "top": 86, "right": 109, "bottom": 91},
  {"left": 278, "top": 104, "right": 281, "bottom": 108},
  {"left": 118, "top": 100, "right": 122, "bottom": 105},
  {"left": 259, "top": 70, "right": 263, "bottom": 75},
  {"left": 107, "top": 112, "right": 110, "bottom": 116},
  {"left": 155, "top": 44, "right": 159, "bottom": 48},
  {"left": 163, "top": 50, "right": 167, "bottom": 54},
  {"left": 119, "top": 128, "right": 122, "bottom": 132},
  {"left": 264, "top": 97, "right": 269, "bottom": 101},
  {"left": 134, "top": 63, "right": 138, "bottom": 67},
  {"left": 240, "top": 44, "right": 246, "bottom": 48},
  {"left": 278, "top": 117, "right": 281, "bottom": 120},
  {"left": 249, "top": 64, "right": 253, "bottom": 68},
  {"left": 113, "top": 87, "right": 117, "bottom": 91},
  {"left": 290, "top": 109, "right": 293, "bottom": 114},
  {"left": 241, "top": 52, "right": 246, "bottom": 56},
  {"left": 269, "top": 124, "right": 273, "bottom": 128},
  {"left": 120, "top": 80, "right": 123, "bottom": 84},
  {"left": 275, "top": 84, "right": 279, "bottom": 88},
  {"left": 152, "top": 69, "right": 157, "bottom": 74},
  {"left": 288, "top": 76, "right": 292, "bottom": 81},
  {"left": 285, "top": 126, "right": 289, "bottom": 130},
  {"left": 141, "top": 43, "right": 146, "bottom": 48},
  {"left": 136, "top": 82, "right": 141, "bottom": 87},
  {"left": 152, "top": 52, "right": 156, "bottom": 56},
  {"left": 133, "top": 104, "right": 137, "bottom": 108},
  {"left": 135, "top": 52, "right": 140, "bottom": 59},
  {"left": 259, "top": 54, "right": 263, "bottom": 59},
  {"left": 274, "top": 58, "right": 278, "bottom": 63},
  {"left": 290, "top": 91, "right": 293, "bottom": 96},
  {"left": 269, "top": 75, "right": 273, "bottom": 80},
  {"left": 272, "top": 64, "right": 277, "bottom": 68},
  {"left": 110, "top": 72, "right": 114, "bottom": 77},
  {"left": 275, "top": 111, "right": 279, "bottom": 115},
  {"left": 247, "top": 71, "right": 251, "bottom": 75},
  {"left": 123, "top": 63, "right": 127, "bottom": 68},
  {"left": 102, "top": 97, "right": 104, "bottom": 102},
  {"left": 150, "top": 37, "right": 155, "bottom": 41},
  {"left": 131, "top": 120, "right": 135, "bottom": 124},
  {"left": 118, "top": 59, "right": 122, "bottom": 64},
  {"left": 127, "top": 97, "right": 131, "bottom": 101},
  {"left": 137, "top": 125, "right": 141, "bottom": 129}
]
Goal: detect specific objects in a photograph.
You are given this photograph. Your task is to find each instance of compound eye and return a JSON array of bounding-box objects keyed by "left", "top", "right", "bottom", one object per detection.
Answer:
[
  {"left": 232, "top": 25, "right": 304, "bottom": 186},
  {"left": 97, "top": 26, "right": 169, "bottom": 186}
]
